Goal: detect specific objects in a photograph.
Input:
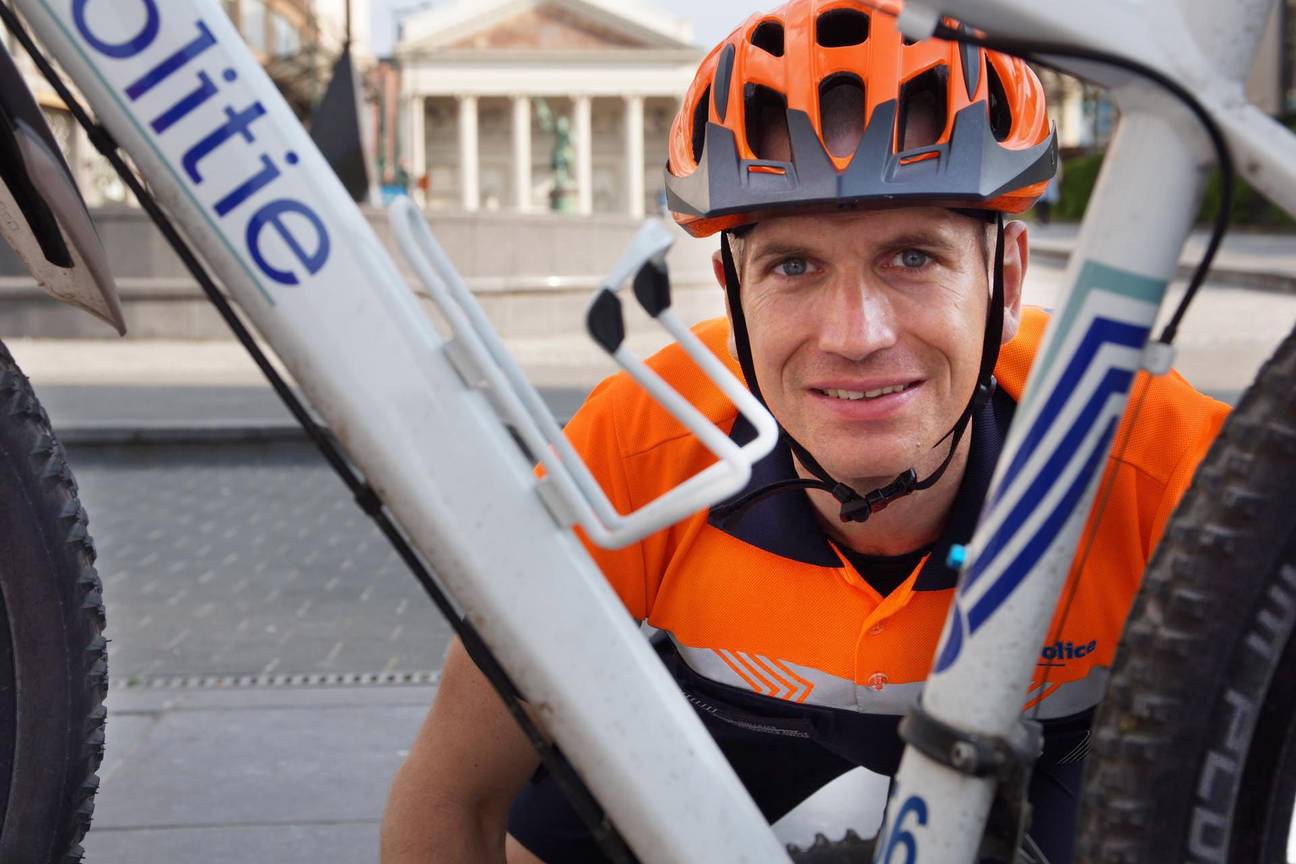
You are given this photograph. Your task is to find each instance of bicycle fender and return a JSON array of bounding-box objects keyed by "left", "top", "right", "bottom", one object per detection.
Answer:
[{"left": 0, "top": 41, "right": 124, "bottom": 334}]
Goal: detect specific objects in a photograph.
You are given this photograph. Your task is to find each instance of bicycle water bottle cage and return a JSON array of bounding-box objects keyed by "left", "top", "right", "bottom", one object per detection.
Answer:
[
  {"left": 389, "top": 202, "right": 778, "bottom": 549},
  {"left": 0, "top": 41, "right": 123, "bottom": 334}
]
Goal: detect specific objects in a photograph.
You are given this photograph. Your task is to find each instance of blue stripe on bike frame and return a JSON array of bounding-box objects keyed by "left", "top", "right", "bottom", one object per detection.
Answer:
[
  {"left": 1024, "top": 262, "right": 1166, "bottom": 418},
  {"left": 966, "top": 416, "right": 1118, "bottom": 634},
  {"left": 963, "top": 365, "right": 1134, "bottom": 592},
  {"left": 991, "top": 317, "right": 1149, "bottom": 510}
]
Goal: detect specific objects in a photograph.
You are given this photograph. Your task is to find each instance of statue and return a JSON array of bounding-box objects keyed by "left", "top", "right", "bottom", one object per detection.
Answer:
[{"left": 535, "top": 99, "right": 577, "bottom": 213}]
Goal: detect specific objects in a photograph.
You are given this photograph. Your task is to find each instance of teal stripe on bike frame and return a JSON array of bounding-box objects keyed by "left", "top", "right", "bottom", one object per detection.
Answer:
[
  {"left": 37, "top": 1, "right": 276, "bottom": 307},
  {"left": 1021, "top": 260, "right": 1165, "bottom": 417}
]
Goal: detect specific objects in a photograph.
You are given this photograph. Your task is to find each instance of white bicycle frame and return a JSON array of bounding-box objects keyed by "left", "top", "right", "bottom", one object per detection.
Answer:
[{"left": 11, "top": 0, "right": 1296, "bottom": 862}]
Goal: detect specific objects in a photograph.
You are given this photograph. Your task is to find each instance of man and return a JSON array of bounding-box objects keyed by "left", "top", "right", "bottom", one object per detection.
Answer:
[{"left": 381, "top": 3, "right": 1228, "bottom": 861}]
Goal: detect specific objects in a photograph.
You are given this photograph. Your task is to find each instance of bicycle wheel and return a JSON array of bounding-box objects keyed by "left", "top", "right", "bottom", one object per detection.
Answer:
[
  {"left": 1075, "top": 321, "right": 1296, "bottom": 863},
  {"left": 0, "top": 338, "right": 106, "bottom": 863}
]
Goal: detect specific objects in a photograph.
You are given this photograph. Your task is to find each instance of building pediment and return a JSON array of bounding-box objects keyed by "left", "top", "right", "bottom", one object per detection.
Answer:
[
  {"left": 400, "top": 0, "right": 695, "bottom": 55},
  {"left": 449, "top": 6, "right": 638, "bottom": 51}
]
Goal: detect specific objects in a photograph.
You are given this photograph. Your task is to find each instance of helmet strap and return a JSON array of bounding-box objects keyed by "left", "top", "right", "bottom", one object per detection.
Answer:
[
  {"left": 720, "top": 232, "right": 763, "bottom": 402},
  {"left": 716, "top": 214, "right": 1006, "bottom": 526}
]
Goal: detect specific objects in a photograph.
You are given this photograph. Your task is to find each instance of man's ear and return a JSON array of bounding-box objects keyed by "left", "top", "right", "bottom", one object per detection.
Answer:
[
  {"left": 999, "top": 220, "right": 1029, "bottom": 345},
  {"left": 713, "top": 248, "right": 740, "bottom": 360},
  {"left": 712, "top": 248, "right": 729, "bottom": 292}
]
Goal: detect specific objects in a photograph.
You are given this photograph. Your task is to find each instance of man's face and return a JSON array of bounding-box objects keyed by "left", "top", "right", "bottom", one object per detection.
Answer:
[{"left": 726, "top": 207, "right": 1020, "bottom": 486}]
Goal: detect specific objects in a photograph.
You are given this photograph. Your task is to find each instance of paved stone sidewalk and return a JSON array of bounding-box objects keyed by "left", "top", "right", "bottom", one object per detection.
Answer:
[
  {"left": 67, "top": 440, "right": 456, "bottom": 684},
  {"left": 83, "top": 684, "right": 890, "bottom": 863},
  {"left": 82, "top": 685, "right": 437, "bottom": 864}
]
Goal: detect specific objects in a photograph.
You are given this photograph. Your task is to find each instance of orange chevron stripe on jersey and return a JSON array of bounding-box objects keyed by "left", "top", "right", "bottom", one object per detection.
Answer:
[
  {"left": 770, "top": 658, "right": 815, "bottom": 704},
  {"left": 714, "top": 648, "right": 764, "bottom": 694},
  {"left": 714, "top": 649, "right": 815, "bottom": 704}
]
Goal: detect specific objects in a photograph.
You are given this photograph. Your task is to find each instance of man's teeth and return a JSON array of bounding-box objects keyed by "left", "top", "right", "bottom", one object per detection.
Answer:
[{"left": 822, "top": 385, "right": 908, "bottom": 401}]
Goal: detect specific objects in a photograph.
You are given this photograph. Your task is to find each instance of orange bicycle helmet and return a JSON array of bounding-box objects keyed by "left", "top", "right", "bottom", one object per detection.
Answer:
[{"left": 664, "top": 0, "right": 1057, "bottom": 237}]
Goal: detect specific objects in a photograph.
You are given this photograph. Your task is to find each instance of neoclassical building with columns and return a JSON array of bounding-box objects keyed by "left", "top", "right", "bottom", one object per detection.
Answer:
[{"left": 396, "top": 0, "right": 703, "bottom": 218}]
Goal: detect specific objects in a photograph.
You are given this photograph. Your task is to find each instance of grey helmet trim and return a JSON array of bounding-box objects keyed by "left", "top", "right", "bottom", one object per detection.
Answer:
[
  {"left": 714, "top": 44, "right": 735, "bottom": 123},
  {"left": 960, "top": 42, "right": 981, "bottom": 100},
  {"left": 665, "top": 99, "right": 1057, "bottom": 225}
]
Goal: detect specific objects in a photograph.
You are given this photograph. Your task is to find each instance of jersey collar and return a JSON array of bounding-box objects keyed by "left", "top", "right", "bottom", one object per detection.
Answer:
[{"left": 709, "top": 384, "right": 1015, "bottom": 591}]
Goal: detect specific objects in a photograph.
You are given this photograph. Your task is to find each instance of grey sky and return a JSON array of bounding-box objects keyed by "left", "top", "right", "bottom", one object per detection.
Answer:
[{"left": 369, "top": 0, "right": 771, "bottom": 56}]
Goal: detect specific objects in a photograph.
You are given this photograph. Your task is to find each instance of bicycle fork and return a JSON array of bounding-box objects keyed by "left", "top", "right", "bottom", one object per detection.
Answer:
[{"left": 877, "top": 62, "right": 1216, "bottom": 864}]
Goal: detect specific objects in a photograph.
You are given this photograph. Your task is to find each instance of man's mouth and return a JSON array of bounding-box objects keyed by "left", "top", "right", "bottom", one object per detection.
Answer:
[{"left": 816, "top": 382, "right": 918, "bottom": 402}]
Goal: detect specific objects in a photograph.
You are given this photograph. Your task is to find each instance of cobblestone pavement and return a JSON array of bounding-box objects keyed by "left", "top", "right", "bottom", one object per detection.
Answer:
[{"left": 66, "top": 441, "right": 457, "bottom": 683}]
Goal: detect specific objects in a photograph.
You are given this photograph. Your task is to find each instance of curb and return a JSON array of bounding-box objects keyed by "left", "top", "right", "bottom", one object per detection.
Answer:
[
  {"left": 55, "top": 417, "right": 578, "bottom": 447},
  {"left": 57, "top": 422, "right": 310, "bottom": 446},
  {"left": 1029, "top": 241, "right": 1296, "bottom": 294},
  {"left": 113, "top": 670, "right": 441, "bottom": 690}
]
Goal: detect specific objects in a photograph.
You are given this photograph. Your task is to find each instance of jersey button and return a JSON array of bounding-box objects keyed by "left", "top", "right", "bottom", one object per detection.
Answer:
[
  {"left": 869, "top": 623, "right": 885, "bottom": 636},
  {"left": 866, "top": 672, "right": 888, "bottom": 691}
]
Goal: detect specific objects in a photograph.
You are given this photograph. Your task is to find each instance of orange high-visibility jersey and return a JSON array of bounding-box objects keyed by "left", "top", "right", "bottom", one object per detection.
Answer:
[{"left": 560, "top": 307, "right": 1227, "bottom": 760}]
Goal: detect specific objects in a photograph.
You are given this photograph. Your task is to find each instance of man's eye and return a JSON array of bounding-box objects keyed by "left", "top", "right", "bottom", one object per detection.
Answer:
[
  {"left": 775, "top": 258, "right": 810, "bottom": 277},
  {"left": 893, "top": 249, "right": 932, "bottom": 269}
]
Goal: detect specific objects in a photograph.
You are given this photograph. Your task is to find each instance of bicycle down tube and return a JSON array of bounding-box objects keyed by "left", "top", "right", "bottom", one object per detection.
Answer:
[
  {"left": 877, "top": 0, "right": 1296, "bottom": 861},
  {"left": 11, "top": 1, "right": 790, "bottom": 861}
]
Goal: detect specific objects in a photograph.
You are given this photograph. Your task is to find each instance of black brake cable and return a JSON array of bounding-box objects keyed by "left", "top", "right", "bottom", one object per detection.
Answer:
[
  {"left": 931, "top": 21, "right": 1235, "bottom": 347},
  {"left": 0, "top": 8, "right": 633, "bottom": 861},
  {"left": 929, "top": 21, "right": 1236, "bottom": 729}
]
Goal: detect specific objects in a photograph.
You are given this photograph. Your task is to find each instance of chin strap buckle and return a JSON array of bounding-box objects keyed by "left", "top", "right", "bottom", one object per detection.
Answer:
[
  {"left": 973, "top": 375, "right": 997, "bottom": 412},
  {"left": 834, "top": 469, "right": 919, "bottom": 523}
]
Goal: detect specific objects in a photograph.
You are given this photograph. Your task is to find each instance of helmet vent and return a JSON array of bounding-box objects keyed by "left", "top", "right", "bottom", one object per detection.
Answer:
[
  {"left": 816, "top": 9, "right": 870, "bottom": 48},
  {"left": 897, "top": 67, "right": 948, "bottom": 150},
  {"left": 750, "top": 20, "right": 785, "bottom": 57},
  {"left": 691, "top": 85, "right": 711, "bottom": 164},
  {"left": 819, "top": 74, "right": 865, "bottom": 158},
  {"left": 985, "top": 59, "right": 1012, "bottom": 141},
  {"left": 744, "top": 84, "right": 790, "bottom": 162}
]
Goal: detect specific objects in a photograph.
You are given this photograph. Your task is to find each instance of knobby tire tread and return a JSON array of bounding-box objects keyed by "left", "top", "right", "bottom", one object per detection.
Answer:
[
  {"left": 1075, "top": 321, "right": 1296, "bottom": 862},
  {"left": 0, "top": 339, "right": 106, "bottom": 864}
]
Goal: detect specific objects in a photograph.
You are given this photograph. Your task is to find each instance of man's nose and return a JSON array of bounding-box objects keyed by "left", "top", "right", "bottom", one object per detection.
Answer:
[{"left": 815, "top": 276, "right": 899, "bottom": 362}]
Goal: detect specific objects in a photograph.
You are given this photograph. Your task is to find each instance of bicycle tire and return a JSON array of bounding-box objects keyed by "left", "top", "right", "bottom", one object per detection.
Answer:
[
  {"left": 0, "top": 338, "right": 106, "bottom": 863},
  {"left": 1075, "top": 321, "right": 1296, "bottom": 863}
]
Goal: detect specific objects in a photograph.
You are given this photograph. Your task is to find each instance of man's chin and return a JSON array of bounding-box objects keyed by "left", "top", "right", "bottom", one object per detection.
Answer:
[
  {"left": 839, "top": 467, "right": 914, "bottom": 488},
  {"left": 798, "top": 452, "right": 915, "bottom": 488}
]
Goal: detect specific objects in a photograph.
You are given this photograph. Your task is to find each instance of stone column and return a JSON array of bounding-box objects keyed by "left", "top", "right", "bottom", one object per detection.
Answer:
[
  {"left": 458, "top": 95, "right": 480, "bottom": 212},
  {"left": 624, "top": 95, "right": 645, "bottom": 219},
  {"left": 407, "top": 95, "right": 426, "bottom": 205},
  {"left": 573, "top": 95, "right": 593, "bottom": 216},
  {"left": 511, "top": 95, "right": 532, "bottom": 212}
]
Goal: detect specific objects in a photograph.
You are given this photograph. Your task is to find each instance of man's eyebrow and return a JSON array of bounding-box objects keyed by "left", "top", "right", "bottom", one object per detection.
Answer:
[
  {"left": 746, "top": 241, "right": 817, "bottom": 264},
  {"left": 747, "top": 228, "right": 964, "bottom": 263},
  {"left": 875, "top": 230, "right": 961, "bottom": 250}
]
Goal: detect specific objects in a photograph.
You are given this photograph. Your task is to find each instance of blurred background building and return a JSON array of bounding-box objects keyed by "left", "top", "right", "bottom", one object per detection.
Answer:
[
  {"left": 4, "top": 0, "right": 1295, "bottom": 210},
  {"left": 0, "top": 0, "right": 1293, "bottom": 342},
  {"left": 394, "top": 0, "right": 700, "bottom": 218},
  {"left": 3, "top": 0, "right": 377, "bottom": 206}
]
